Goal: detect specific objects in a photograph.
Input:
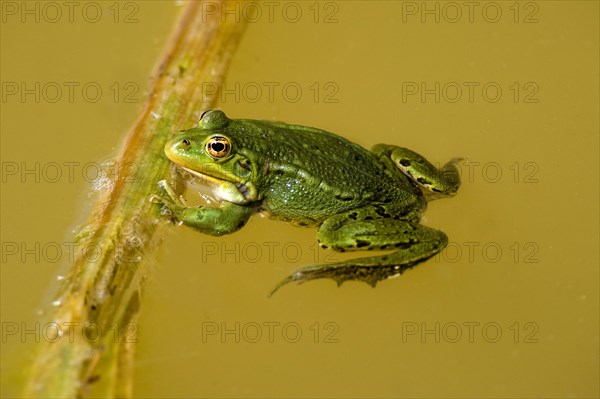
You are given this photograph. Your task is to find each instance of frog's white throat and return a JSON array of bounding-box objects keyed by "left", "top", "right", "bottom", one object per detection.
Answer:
[{"left": 180, "top": 166, "right": 254, "bottom": 204}]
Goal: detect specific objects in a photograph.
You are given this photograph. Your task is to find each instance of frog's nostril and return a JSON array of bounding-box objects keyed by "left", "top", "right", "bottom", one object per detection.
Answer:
[{"left": 182, "top": 139, "right": 191, "bottom": 146}]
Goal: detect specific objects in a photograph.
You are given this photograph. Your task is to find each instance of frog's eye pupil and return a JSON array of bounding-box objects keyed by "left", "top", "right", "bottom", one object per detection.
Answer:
[
  {"left": 211, "top": 142, "right": 225, "bottom": 152},
  {"left": 206, "top": 136, "right": 231, "bottom": 158}
]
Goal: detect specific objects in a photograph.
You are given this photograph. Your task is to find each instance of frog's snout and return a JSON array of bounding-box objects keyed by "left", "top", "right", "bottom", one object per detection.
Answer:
[
  {"left": 165, "top": 138, "right": 190, "bottom": 151},
  {"left": 164, "top": 138, "right": 191, "bottom": 161}
]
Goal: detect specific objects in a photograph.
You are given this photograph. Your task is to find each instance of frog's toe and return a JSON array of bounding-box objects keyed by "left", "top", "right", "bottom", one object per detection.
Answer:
[
  {"left": 148, "top": 193, "right": 162, "bottom": 204},
  {"left": 157, "top": 179, "right": 168, "bottom": 189},
  {"left": 268, "top": 274, "right": 297, "bottom": 297},
  {"left": 269, "top": 265, "right": 326, "bottom": 296}
]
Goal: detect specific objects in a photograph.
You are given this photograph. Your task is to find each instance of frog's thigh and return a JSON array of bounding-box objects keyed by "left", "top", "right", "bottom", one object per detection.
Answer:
[
  {"left": 175, "top": 201, "right": 252, "bottom": 236},
  {"left": 372, "top": 144, "right": 461, "bottom": 196},
  {"left": 318, "top": 212, "right": 447, "bottom": 257},
  {"left": 271, "top": 215, "right": 447, "bottom": 294}
]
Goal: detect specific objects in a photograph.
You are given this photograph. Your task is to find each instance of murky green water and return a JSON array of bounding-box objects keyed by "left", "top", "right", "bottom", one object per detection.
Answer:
[{"left": 1, "top": 1, "right": 598, "bottom": 397}]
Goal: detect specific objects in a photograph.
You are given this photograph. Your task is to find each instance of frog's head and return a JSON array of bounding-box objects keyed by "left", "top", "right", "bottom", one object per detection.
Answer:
[{"left": 164, "top": 110, "right": 259, "bottom": 204}]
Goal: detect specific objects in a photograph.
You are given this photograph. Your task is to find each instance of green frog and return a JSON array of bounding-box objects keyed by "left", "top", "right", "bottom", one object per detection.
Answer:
[{"left": 154, "top": 110, "right": 461, "bottom": 295}]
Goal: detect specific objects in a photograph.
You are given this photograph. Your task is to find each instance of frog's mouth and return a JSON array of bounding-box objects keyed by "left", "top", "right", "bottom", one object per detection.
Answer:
[{"left": 178, "top": 166, "right": 256, "bottom": 204}]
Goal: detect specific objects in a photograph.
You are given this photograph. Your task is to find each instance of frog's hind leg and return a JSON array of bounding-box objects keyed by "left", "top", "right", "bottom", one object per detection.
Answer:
[
  {"left": 372, "top": 144, "right": 461, "bottom": 199},
  {"left": 269, "top": 214, "right": 448, "bottom": 296}
]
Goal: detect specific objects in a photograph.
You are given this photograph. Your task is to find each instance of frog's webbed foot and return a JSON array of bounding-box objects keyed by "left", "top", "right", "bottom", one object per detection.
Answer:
[
  {"left": 269, "top": 261, "right": 416, "bottom": 297},
  {"left": 372, "top": 144, "right": 462, "bottom": 198}
]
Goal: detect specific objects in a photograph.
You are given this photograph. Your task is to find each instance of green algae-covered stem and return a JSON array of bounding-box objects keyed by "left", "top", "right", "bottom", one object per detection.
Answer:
[{"left": 25, "top": 2, "right": 247, "bottom": 397}]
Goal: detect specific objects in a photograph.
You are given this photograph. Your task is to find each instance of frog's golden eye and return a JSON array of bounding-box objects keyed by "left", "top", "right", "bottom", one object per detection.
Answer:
[{"left": 206, "top": 136, "right": 231, "bottom": 158}]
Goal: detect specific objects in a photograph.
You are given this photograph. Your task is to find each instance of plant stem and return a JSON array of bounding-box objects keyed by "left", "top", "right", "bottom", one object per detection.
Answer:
[{"left": 24, "top": 2, "right": 247, "bottom": 397}]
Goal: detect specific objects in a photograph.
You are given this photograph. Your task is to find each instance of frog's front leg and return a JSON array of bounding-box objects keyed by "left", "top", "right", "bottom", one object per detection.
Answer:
[
  {"left": 153, "top": 180, "right": 252, "bottom": 236},
  {"left": 270, "top": 209, "right": 448, "bottom": 295},
  {"left": 373, "top": 144, "right": 461, "bottom": 198}
]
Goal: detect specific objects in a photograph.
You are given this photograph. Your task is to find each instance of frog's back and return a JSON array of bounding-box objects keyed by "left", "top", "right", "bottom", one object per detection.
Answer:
[{"left": 231, "top": 119, "right": 422, "bottom": 223}]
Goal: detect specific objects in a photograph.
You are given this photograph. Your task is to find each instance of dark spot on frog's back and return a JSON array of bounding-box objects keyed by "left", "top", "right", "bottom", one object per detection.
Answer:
[
  {"left": 374, "top": 206, "right": 392, "bottom": 218},
  {"left": 356, "top": 240, "right": 371, "bottom": 248},
  {"left": 400, "top": 159, "right": 411, "bottom": 167}
]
